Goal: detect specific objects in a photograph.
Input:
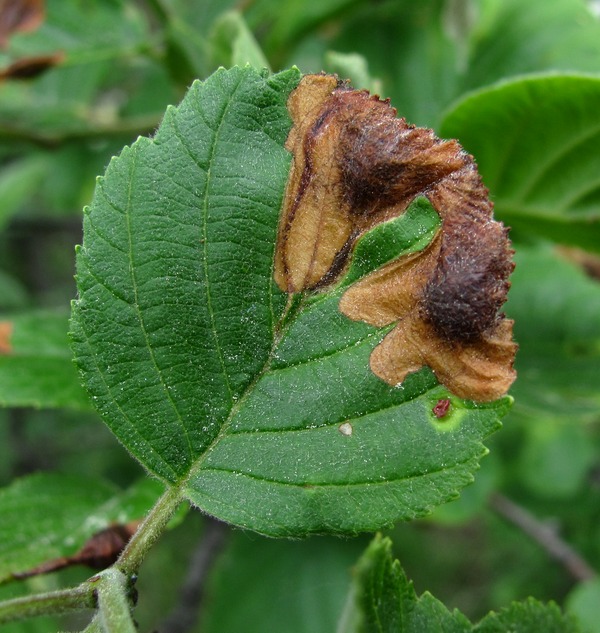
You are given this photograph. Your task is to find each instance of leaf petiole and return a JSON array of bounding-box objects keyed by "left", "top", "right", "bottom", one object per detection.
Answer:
[{"left": 116, "top": 482, "right": 185, "bottom": 576}]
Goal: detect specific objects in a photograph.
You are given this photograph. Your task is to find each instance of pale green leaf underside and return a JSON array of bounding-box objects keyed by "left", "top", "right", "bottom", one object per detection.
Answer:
[{"left": 71, "top": 66, "right": 509, "bottom": 536}]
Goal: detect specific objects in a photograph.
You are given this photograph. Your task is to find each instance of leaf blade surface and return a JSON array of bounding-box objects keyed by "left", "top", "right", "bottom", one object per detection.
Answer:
[{"left": 72, "top": 66, "right": 510, "bottom": 536}]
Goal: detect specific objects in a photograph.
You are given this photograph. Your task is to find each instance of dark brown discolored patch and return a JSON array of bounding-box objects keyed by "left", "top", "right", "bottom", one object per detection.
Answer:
[
  {"left": 0, "top": 50, "right": 64, "bottom": 80},
  {"left": 275, "top": 74, "right": 517, "bottom": 401},
  {"left": 11, "top": 521, "right": 139, "bottom": 579}
]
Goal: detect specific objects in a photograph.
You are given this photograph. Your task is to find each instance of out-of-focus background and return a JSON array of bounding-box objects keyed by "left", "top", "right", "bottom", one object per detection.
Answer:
[{"left": 1, "top": 1, "right": 600, "bottom": 631}]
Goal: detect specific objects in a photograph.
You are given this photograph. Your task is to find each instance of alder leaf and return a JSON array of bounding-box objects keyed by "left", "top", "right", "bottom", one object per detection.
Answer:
[
  {"left": 440, "top": 75, "right": 600, "bottom": 252},
  {"left": 347, "top": 534, "right": 581, "bottom": 633},
  {"left": 71, "top": 66, "right": 510, "bottom": 537}
]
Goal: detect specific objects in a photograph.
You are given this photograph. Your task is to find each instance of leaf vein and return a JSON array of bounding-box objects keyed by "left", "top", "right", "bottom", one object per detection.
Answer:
[{"left": 123, "top": 149, "right": 195, "bottom": 467}]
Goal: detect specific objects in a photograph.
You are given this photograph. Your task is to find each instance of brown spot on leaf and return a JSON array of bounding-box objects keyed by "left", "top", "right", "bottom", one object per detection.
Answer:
[
  {"left": 0, "top": 321, "right": 13, "bottom": 354},
  {"left": 0, "top": 50, "right": 64, "bottom": 80},
  {"left": 0, "top": 0, "right": 44, "bottom": 49},
  {"left": 275, "top": 74, "right": 516, "bottom": 402}
]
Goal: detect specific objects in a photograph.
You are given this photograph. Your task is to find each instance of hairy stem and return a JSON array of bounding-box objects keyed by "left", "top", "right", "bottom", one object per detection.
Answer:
[
  {"left": 81, "top": 612, "right": 103, "bottom": 633},
  {"left": 93, "top": 568, "right": 137, "bottom": 633},
  {"left": 116, "top": 483, "right": 185, "bottom": 576},
  {"left": 0, "top": 584, "right": 96, "bottom": 625}
]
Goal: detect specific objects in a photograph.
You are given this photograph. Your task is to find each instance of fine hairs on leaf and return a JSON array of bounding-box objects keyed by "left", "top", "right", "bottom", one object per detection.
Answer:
[{"left": 70, "top": 65, "right": 512, "bottom": 538}]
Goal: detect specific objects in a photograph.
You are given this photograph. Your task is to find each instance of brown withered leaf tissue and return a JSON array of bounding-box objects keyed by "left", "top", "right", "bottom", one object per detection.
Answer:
[{"left": 275, "top": 74, "right": 517, "bottom": 402}]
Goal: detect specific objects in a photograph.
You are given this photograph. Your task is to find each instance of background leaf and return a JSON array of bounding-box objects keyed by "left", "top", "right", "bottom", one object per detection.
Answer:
[
  {"left": 349, "top": 535, "right": 580, "bottom": 633},
  {"left": 505, "top": 246, "right": 600, "bottom": 418},
  {"left": 209, "top": 12, "right": 270, "bottom": 70},
  {"left": 566, "top": 578, "right": 600, "bottom": 633},
  {"left": 440, "top": 75, "right": 600, "bottom": 251},
  {"left": 312, "top": 0, "right": 600, "bottom": 130},
  {"left": 0, "top": 0, "right": 166, "bottom": 140},
  {"left": 0, "top": 310, "right": 90, "bottom": 410},
  {"left": 0, "top": 155, "right": 47, "bottom": 230},
  {"left": 0, "top": 473, "right": 163, "bottom": 583},
  {"left": 200, "top": 532, "right": 366, "bottom": 633},
  {"left": 465, "top": 0, "right": 600, "bottom": 92},
  {"left": 349, "top": 534, "right": 471, "bottom": 633},
  {"left": 472, "top": 598, "right": 581, "bottom": 633},
  {"left": 71, "top": 65, "right": 510, "bottom": 536}
]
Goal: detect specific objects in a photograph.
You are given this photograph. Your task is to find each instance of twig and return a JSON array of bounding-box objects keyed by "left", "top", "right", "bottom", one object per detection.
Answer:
[
  {"left": 489, "top": 493, "right": 597, "bottom": 582},
  {"left": 158, "top": 516, "right": 229, "bottom": 633},
  {"left": 0, "top": 583, "right": 96, "bottom": 625}
]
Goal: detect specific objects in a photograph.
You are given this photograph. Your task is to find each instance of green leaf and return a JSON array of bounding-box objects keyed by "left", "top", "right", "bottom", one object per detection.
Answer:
[
  {"left": 505, "top": 246, "right": 600, "bottom": 418},
  {"left": 0, "top": 0, "right": 170, "bottom": 141},
  {"left": 327, "top": 0, "right": 600, "bottom": 129},
  {"left": 0, "top": 310, "right": 91, "bottom": 410},
  {"left": 428, "top": 451, "right": 501, "bottom": 525},
  {"left": 439, "top": 75, "right": 600, "bottom": 251},
  {"left": 465, "top": 0, "right": 600, "bottom": 92},
  {"left": 566, "top": 578, "right": 600, "bottom": 633},
  {"left": 518, "top": 419, "right": 596, "bottom": 499},
  {"left": 349, "top": 535, "right": 580, "bottom": 633},
  {"left": 157, "top": 0, "right": 238, "bottom": 82},
  {"left": 244, "top": 0, "right": 363, "bottom": 59},
  {"left": 342, "top": 196, "right": 441, "bottom": 287},
  {"left": 210, "top": 12, "right": 271, "bottom": 70},
  {"left": 0, "top": 474, "right": 164, "bottom": 583},
  {"left": 473, "top": 598, "right": 581, "bottom": 633},
  {"left": 201, "top": 532, "right": 365, "bottom": 633},
  {"left": 71, "top": 66, "right": 509, "bottom": 537},
  {"left": 349, "top": 534, "right": 471, "bottom": 633}
]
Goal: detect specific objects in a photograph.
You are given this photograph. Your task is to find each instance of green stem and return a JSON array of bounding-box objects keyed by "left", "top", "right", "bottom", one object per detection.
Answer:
[
  {"left": 0, "top": 583, "right": 96, "bottom": 625},
  {"left": 81, "top": 612, "right": 103, "bottom": 633},
  {"left": 93, "top": 569, "right": 137, "bottom": 633},
  {"left": 116, "top": 483, "right": 184, "bottom": 576},
  {"left": 0, "top": 484, "right": 183, "bottom": 627}
]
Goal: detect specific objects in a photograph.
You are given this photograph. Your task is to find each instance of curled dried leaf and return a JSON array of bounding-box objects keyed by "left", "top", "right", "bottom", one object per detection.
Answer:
[
  {"left": 11, "top": 521, "right": 139, "bottom": 579},
  {"left": 275, "top": 74, "right": 516, "bottom": 402},
  {"left": 0, "top": 50, "right": 64, "bottom": 80}
]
